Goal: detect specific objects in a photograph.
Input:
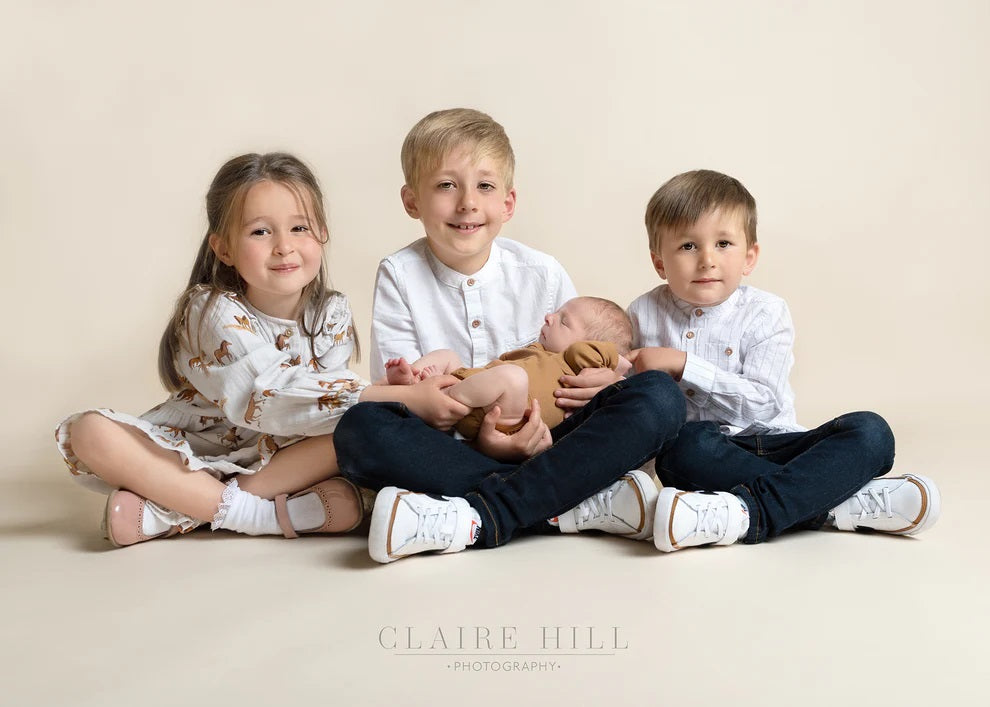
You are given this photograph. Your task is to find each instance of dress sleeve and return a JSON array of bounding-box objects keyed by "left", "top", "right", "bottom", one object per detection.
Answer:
[
  {"left": 370, "top": 260, "right": 421, "bottom": 381},
  {"left": 678, "top": 300, "right": 796, "bottom": 428},
  {"left": 562, "top": 341, "right": 618, "bottom": 372},
  {"left": 177, "top": 292, "right": 368, "bottom": 437}
]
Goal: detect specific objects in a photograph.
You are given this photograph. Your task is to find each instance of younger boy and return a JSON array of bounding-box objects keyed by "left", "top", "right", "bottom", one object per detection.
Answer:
[
  {"left": 333, "top": 109, "right": 685, "bottom": 563},
  {"left": 628, "top": 169, "right": 940, "bottom": 551},
  {"left": 384, "top": 296, "right": 633, "bottom": 439}
]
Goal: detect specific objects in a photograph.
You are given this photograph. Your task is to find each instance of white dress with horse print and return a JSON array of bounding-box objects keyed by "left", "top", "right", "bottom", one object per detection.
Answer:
[{"left": 55, "top": 287, "right": 367, "bottom": 518}]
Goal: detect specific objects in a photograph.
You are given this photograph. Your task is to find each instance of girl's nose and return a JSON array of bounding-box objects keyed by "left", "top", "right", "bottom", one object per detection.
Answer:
[{"left": 273, "top": 232, "right": 295, "bottom": 255}]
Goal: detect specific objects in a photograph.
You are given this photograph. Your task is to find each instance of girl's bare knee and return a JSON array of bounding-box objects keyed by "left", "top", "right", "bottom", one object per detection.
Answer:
[{"left": 68, "top": 413, "right": 119, "bottom": 461}]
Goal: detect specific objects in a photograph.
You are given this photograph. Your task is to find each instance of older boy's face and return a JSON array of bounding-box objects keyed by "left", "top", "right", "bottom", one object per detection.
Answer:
[
  {"left": 652, "top": 208, "right": 759, "bottom": 307},
  {"left": 539, "top": 299, "right": 591, "bottom": 352},
  {"left": 400, "top": 148, "right": 515, "bottom": 274}
]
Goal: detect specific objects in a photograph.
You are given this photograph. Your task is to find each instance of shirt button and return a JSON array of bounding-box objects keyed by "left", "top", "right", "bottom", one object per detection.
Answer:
[
  {"left": 725, "top": 347, "right": 733, "bottom": 356},
  {"left": 471, "top": 319, "right": 481, "bottom": 328},
  {"left": 467, "top": 278, "right": 476, "bottom": 287},
  {"left": 686, "top": 389, "right": 695, "bottom": 397},
  {"left": 694, "top": 309, "right": 704, "bottom": 316},
  {"left": 685, "top": 331, "right": 695, "bottom": 339}
]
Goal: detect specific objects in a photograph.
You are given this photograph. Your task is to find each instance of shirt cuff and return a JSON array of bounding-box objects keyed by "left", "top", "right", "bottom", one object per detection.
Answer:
[{"left": 678, "top": 353, "right": 717, "bottom": 407}]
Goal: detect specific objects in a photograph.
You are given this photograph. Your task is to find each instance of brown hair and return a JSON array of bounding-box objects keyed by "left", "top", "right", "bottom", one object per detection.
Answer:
[
  {"left": 158, "top": 152, "right": 356, "bottom": 391},
  {"left": 574, "top": 296, "right": 633, "bottom": 355},
  {"left": 400, "top": 108, "right": 515, "bottom": 190},
  {"left": 645, "top": 169, "right": 757, "bottom": 252}
]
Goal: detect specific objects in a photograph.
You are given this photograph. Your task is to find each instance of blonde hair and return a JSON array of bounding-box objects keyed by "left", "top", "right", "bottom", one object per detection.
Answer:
[
  {"left": 574, "top": 296, "right": 633, "bottom": 355},
  {"left": 158, "top": 152, "right": 356, "bottom": 391},
  {"left": 645, "top": 169, "right": 757, "bottom": 252},
  {"left": 400, "top": 108, "right": 515, "bottom": 190}
]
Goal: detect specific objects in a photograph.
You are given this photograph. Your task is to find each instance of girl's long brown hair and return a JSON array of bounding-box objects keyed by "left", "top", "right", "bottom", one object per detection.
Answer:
[{"left": 158, "top": 152, "right": 356, "bottom": 391}]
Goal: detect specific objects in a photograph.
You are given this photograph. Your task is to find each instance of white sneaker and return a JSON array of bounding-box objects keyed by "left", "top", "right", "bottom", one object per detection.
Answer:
[
  {"left": 654, "top": 488, "right": 748, "bottom": 552},
  {"left": 368, "top": 487, "right": 481, "bottom": 564},
  {"left": 553, "top": 470, "right": 659, "bottom": 541},
  {"left": 831, "top": 474, "right": 940, "bottom": 535}
]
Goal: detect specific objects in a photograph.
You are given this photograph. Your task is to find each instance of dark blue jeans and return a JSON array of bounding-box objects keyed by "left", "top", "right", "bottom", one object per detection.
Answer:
[
  {"left": 656, "top": 411, "right": 895, "bottom": 543},
  {"left": 334, "top": 370, "right": 685, "bottom": 548}
]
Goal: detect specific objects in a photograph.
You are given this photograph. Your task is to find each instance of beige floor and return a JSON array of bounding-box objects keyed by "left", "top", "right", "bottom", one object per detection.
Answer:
[{"left": 2, "top": 428, "right": 985, "bottom": 707}]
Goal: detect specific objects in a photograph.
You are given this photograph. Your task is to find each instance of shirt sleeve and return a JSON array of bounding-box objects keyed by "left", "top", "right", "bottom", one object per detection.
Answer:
[
  {"left": 370, "top": 260, "right": 421, "bottom": 381},
  {"left": 562, "top": 341, "right": 618, "bottom": 372},
  {"left": 678, "top": 301, "right": 796, "bottom": 428},
  {"left": 177, "top": 292, "right": 367, "bottom": 437}
]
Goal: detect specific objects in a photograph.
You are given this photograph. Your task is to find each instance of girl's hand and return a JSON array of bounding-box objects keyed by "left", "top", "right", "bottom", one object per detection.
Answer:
[
  {"left": 553, "top": 367, "right": 624, "bottom": 412},
  {"left": 402, "top": 375, "right": 471, "bottom": 430},
  {"left": 475, "top": 401, "right": 552, "bottom": 462}
]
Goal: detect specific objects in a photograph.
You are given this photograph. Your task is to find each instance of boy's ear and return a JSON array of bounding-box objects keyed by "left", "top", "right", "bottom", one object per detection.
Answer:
[
  {"left": 209, "top": 233, "right": 234, "bottom": 266},
  {"left": 650, "top": 251, "right": 667, "bottom": 280},
  {"left": 400, "top": 184, "right": 420, "bottom": 219},
  {"left": 743, "top": 243, "right": 760, "bottom": 276},
  {"left": 501, "top": 188, "right": 517, "bottom": 223}
]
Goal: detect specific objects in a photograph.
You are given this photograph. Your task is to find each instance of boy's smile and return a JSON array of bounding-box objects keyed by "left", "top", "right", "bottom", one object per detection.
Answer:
[
  {"left": 401, "top": 148, "right": 516, "bottom": 274},
  {"left": 651, "top": 208, "right": 759, "bottom": 308}
]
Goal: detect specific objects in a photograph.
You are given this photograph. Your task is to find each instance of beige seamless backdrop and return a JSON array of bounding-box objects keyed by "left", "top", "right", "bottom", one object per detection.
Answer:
[{"left": 1, "top": 2, "right": 988, "bottom": 706}]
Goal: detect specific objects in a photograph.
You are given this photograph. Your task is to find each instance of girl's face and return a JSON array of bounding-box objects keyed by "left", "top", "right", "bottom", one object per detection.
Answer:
[{"left": 211, "top": 180, "right": 326, "bottom": 319}]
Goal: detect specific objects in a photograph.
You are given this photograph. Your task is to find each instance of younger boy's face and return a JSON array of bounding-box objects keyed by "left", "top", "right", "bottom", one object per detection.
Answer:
[
  {"left": 539, "top": 299, "right": 591, "bottom": 352},
  {"left": 401, "top": 147, "right": 516, "bottom": 275},
  {"left": 651, "top": 208, "right": 759, "bottom": 307}
]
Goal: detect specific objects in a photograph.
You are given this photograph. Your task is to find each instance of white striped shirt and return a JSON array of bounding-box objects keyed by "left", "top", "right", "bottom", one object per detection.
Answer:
[
  {"left": 628, "top": 284, "right": 802, "bottom": 435},
  {"left": 370, "top": 238, "right": 577, "bottom": 380}
]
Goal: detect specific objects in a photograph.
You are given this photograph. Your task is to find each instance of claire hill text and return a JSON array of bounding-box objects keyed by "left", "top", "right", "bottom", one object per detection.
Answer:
[{"left": 378, "top": 625, "right": 629, "bottom": 651}]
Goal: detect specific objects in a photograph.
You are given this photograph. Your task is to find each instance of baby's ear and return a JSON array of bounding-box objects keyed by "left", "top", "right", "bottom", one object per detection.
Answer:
[
  {"left": 209, "top": 233, "right": 233, "bottom": 266},
  {"left": 650, "top": 251, "right": 666, "bottom": 280}
]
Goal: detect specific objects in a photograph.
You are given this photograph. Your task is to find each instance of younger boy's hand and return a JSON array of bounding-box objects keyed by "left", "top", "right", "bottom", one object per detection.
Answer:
[
  {"left": 627, "top": 347, "right": 686, "bottom": 379},
  {"left": 475, "top": 400, "right": 552, "bottom": 462},
  {"left": 554, "top": 367, "right": 624, "bottom": 412}
]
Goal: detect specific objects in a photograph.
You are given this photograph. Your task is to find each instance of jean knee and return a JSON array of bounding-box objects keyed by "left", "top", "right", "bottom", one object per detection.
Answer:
[
  {"left": 631, "top": 370, "right": 686, "bottom": 442},
  {"left": 845, "top": 411, "right": 895, "bottom": 470}
]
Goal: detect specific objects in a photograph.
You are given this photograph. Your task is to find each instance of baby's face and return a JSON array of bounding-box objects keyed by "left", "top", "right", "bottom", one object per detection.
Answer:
[{"left": 539, "top": 299, "right": 593, "bottom": 352}]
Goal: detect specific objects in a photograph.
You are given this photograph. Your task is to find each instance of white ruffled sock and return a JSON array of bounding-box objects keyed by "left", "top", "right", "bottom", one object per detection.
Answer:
[{"left": 211, "top": 479, "right": 280, "bottom": 535}]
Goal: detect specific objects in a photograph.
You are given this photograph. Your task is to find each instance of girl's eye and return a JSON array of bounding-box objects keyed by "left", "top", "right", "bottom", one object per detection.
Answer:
[
  {"left": 250, "top": 228, "right": 270, "bottom": 237},
  {"left": 292, "top": 225, "right": 310, "bottom": 233}
]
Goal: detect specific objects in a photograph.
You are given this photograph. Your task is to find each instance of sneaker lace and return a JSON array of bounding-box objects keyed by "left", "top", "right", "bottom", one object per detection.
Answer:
[
  {"left": 576, "top": 489, "right": 614, "bottom": 525},
  {"left": 856, "top": 486, "right": 893, "bottom": 520},
  {"left": 695, "top": 501, "right": 726, "bottom": 539},
  {"left": 415, "top": 503, "right": 455, "bottom": 545}
]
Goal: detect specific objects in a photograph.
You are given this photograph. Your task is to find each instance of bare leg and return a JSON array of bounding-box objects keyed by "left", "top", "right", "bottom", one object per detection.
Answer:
[
  {"left": 70, "top": 416, "right": 342, "bottom": 523},
  {"left": 446, "top": 365, "right": 530, "bottom": 427},
  {"left": 384, "top": 358, "right": 417, "bottom": 385},
  {"left": 237, "top": 435, "right": 338, "bottom": 498},
  {"left": 69, "top": 413, "right": 224, "bottom": 523}
]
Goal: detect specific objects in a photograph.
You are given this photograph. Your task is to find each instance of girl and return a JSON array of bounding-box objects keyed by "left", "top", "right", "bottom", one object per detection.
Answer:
[{"left": 56, "top": 152, "right": 468, "bottom": 547}]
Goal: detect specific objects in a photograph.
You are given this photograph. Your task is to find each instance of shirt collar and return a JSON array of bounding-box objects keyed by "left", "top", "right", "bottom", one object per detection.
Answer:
[
  {"left": 667, "top": 285, "right": 743, "bottom": 318},
  {"left": 425, "top": 239, "right": 504, "bottom": 288}
]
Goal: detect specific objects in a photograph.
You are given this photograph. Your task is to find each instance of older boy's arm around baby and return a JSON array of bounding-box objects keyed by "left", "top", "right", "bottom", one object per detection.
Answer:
[{"left": 628, "top": 170, "right": 940, "bottom": 552}]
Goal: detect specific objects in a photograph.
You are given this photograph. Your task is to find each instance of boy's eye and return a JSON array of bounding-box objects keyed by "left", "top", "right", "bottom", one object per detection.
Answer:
[
  {"left": 437, "top": 181, "right": 455, "bottom": 190},
  {"left": 678, "top": 242, "right": 696, "bottom": 251},
  {"left": 478, "top": 182, "right": 496, "bottom": 191},
  {"left": 716, "top": 240, "right": 731, "bottom": 248}
]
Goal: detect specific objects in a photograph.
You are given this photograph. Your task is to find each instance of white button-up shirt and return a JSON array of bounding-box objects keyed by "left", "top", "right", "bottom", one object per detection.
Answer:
[
  {"left": 370, "top": 237, "right": 577, "bottom": 380},
  {"left": 628, "top": 284, "right": 803, "bottom": 435}
]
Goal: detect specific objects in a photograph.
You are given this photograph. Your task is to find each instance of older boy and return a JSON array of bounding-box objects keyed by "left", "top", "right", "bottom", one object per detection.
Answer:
[
  {"left": 333, "top": 109, "right": 684, "bottom": 562},
  {"left": 628, "top": 170, "right": 940, "bottom": 551}
]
